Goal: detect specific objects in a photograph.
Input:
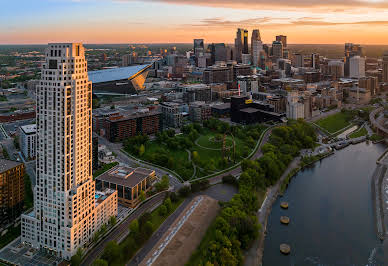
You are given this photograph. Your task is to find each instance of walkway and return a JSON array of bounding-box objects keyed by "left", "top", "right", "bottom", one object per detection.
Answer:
[{"left": 244, "top": 157, "right": 301, "bottom": 266}]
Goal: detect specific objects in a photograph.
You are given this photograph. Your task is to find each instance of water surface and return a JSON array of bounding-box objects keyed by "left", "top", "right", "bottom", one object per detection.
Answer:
[{"left": 263, "top": 142, "right": 386, "bottom": 265}]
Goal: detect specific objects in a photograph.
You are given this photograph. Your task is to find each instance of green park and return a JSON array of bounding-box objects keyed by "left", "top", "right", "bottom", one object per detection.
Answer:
[
  {"left": 316, "top": 110, "right": 356, "bottom": 134},
  {"left": 123, "top": 118, "right": 266, "bottom": 181}
]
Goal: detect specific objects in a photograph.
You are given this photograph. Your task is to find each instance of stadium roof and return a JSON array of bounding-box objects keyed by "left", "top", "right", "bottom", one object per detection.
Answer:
[{"left": 88, "top": 64, "right": 151, "bottom": 84}]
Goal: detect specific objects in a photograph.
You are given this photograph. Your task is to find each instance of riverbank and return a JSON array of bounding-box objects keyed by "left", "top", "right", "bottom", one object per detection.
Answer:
[
  {"left": 245, "top": 157, "right": 300, "bottom": 266},
  {"left": 262, "top": 142, "right": 386, "bottom": 265},
  {"left": 251, "top": 148, "right": 344, "bottom": 265}
]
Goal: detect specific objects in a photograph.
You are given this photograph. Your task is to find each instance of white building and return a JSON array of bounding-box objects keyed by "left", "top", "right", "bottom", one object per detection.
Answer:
[
  {"left": 21, "top": 43, "right": 117, "bottom": 260},
  {"left": 349, "top": 56, "right": 366, "bottom": 78},
  {"left": 286, "top": 91, "right": 304, "bottom": 119},
  {"left": 251, "top": 40, "right": 263, "bottom": 67},
  {"left": 237, "top": 75, "right": 259, "bottom": 95},
  {"left": 19, "top": 124, "right": 36, "bottom": 160}
]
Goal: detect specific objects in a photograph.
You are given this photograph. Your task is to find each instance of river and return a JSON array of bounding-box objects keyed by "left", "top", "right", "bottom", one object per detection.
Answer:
[{"left": 263, "top": 142, "right": 387, "bottom": 265}]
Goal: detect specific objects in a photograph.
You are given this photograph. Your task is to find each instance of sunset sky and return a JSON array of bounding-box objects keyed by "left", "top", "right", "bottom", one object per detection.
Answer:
[{"left": 2, "top": 0, "right": 388, "bottom": 44}]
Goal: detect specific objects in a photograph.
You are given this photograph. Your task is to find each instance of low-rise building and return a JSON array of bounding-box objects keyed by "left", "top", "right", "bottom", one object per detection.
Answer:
[
  {"left": 96, "top": 166, "right": 156, "bottom": 208},
  {"left": 19, "top": 124, "right": 36, "bottom": 160}
]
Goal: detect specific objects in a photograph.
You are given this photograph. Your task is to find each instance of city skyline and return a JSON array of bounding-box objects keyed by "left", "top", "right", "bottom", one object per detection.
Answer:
[{"left": 2, "top": 0, "right": 388, "bottom": 44}]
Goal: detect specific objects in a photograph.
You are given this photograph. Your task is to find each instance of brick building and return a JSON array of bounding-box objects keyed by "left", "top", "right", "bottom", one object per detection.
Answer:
[{"left": 104, "top": 108, "right": 161, "bottom": 142}]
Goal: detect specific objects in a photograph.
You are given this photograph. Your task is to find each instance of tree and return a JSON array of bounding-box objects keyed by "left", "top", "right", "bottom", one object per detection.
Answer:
[
  {"left": 100, "top": 224, "right": 107, "bottom": 235},
  {"left": 70, "top": 248, "right": 83, "bottom": 266},
  {"left": 102, "top": 241, "right": 120, "bottom": 264},
  {"left": 169, "top": 191, "right": 179, "bottom": 202},
  {"left": 139, "top": 212, "right": 152, "bottom": 228},
  {"left": 139, "top": 144, "right": 145, "bottom": 156},
  {"left": 164, "top": 198, "right": 172, "bottom": 212},
  {"left": 129, "top": 219, "right": 139, "bottom": 234},
  {"left": 92, "top": 259, "right": 108, "bottom": 266},
  {"left": 222, "top": 175, "right": 237, "bottom": 186},
  {"left": 139, "top": 190, "right": 146, "bottom": 202},
  {"left": 144, "top": 221, "right": 154, "bottom": 237},
  {"left": 155, "top": 175, "right": 169, "bottom": 192},
  {"left": 109, "top": 216, "right": 117, "bottom": 227},
  {"left": 159, "top": 205, "right": 167, "bottom": 216}
]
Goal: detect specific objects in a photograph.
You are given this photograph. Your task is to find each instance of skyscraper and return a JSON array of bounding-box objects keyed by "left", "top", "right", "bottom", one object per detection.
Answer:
[
  {"left": 208, "top": 43, "right": 227, "bottom": 64},
  {"left": 311, "top": 53, "right": 320, "bottom": 69},
  {"left": 276, "top": 35, "right": 287, "bottom": 48},
  {"left": 21, "top": 43, "right": 117, "bottom": 260},
  {"left": 234, "top": 29, "right": 243, "bottom": 63},
  {"left": 382, "top": 51, "right": 388, "bottom": 83},
  {"left": 344, "top": 43, "right": 363, "bottom": 77},
  {"left": 272, "top": 41, "right": 283, "bottom": 59},
  {"left": 234, "top": 28, "right": 247, "bottom": 63},
  {"left": 349, "top": 56, "right": 366, "bottom": 78},
  {"left": 251, "top": 29, "right": 263, "bottom": 67},
  {"left": 243, "top": 29, "right": 249, "bottom": 54},
  {"left": 194, "top": 39, "right": 204, "bottom": 56}
]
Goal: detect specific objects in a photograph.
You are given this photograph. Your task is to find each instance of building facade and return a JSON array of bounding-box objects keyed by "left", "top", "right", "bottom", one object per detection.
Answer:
[
  {"left": 19, "top": 124, "right": 36, "bottom": 160},
  {"left": 103, "top": 109, "right": 161, "bottom": 142},
  {"left": 96, "top": 166, "right": 156, "bottom": 208},
  {"left": 0, "top": 160, "right": 25, "bottom": 229},
  {"left": 21, "top": 43, "right": 117, "bottom": 260},
  {"left": 349, "top": 56, "right": 366, "bottom": 78},
  {"left": 160, "top": 102, "right": 183, "bottom": 128}
]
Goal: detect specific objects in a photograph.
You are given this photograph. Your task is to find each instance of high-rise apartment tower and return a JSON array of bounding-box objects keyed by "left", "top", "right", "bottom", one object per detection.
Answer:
[{"left": 21, "top": 43, "right": 117, "bottom": 260}]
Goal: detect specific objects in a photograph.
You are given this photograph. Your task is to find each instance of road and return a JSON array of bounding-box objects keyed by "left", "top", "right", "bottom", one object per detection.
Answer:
[
  {"left": 97, "top": 136, "right": 183, "bottom": 190},
  {"left": 127, "top": 197, "right": 193, "bottom": 266},
  {"left": 81, "top": 192, "right": 167, "bottom": 266}
]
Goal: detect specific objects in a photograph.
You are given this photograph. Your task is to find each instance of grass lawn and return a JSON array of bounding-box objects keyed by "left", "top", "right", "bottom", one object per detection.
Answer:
[
  {"left": 370, "top": 134, "right": 384, "bottom": 142},
  {"left": 348, "top": 127, "right": 368, "bottom": 139},
  {"left": 316, "top": 111, "right": 354, "bottom": 134},
  {"left": 140, "top": 130, "right": 256, "bottom": 180},
  {"left": 143, "top": 141, "right": 194, "bottom": 178}
]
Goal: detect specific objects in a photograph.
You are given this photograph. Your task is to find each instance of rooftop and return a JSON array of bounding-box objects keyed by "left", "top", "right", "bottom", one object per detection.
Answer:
[
  {"left": 20, "top": 124, "right": 36, "bottom": 135},
  {"left": 0, "top": 159, "right": 23, "bottom": 173},
  {"left": 96, "top": 166, "right": 155, "bottom": 188},
  {"left": 240, "top": 107, "right": 260, "bottom": 114},
  {"left": 105, "top": 108, "right": 161, "bottom": 122},
  {"left": 88, "top": 64, "right": 151, "bottom": 84}
]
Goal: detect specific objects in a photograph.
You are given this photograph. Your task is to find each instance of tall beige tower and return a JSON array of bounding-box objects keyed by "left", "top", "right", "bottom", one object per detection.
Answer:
[{"left": 21, "top": 43, "right": 117, "bottom": 260}]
